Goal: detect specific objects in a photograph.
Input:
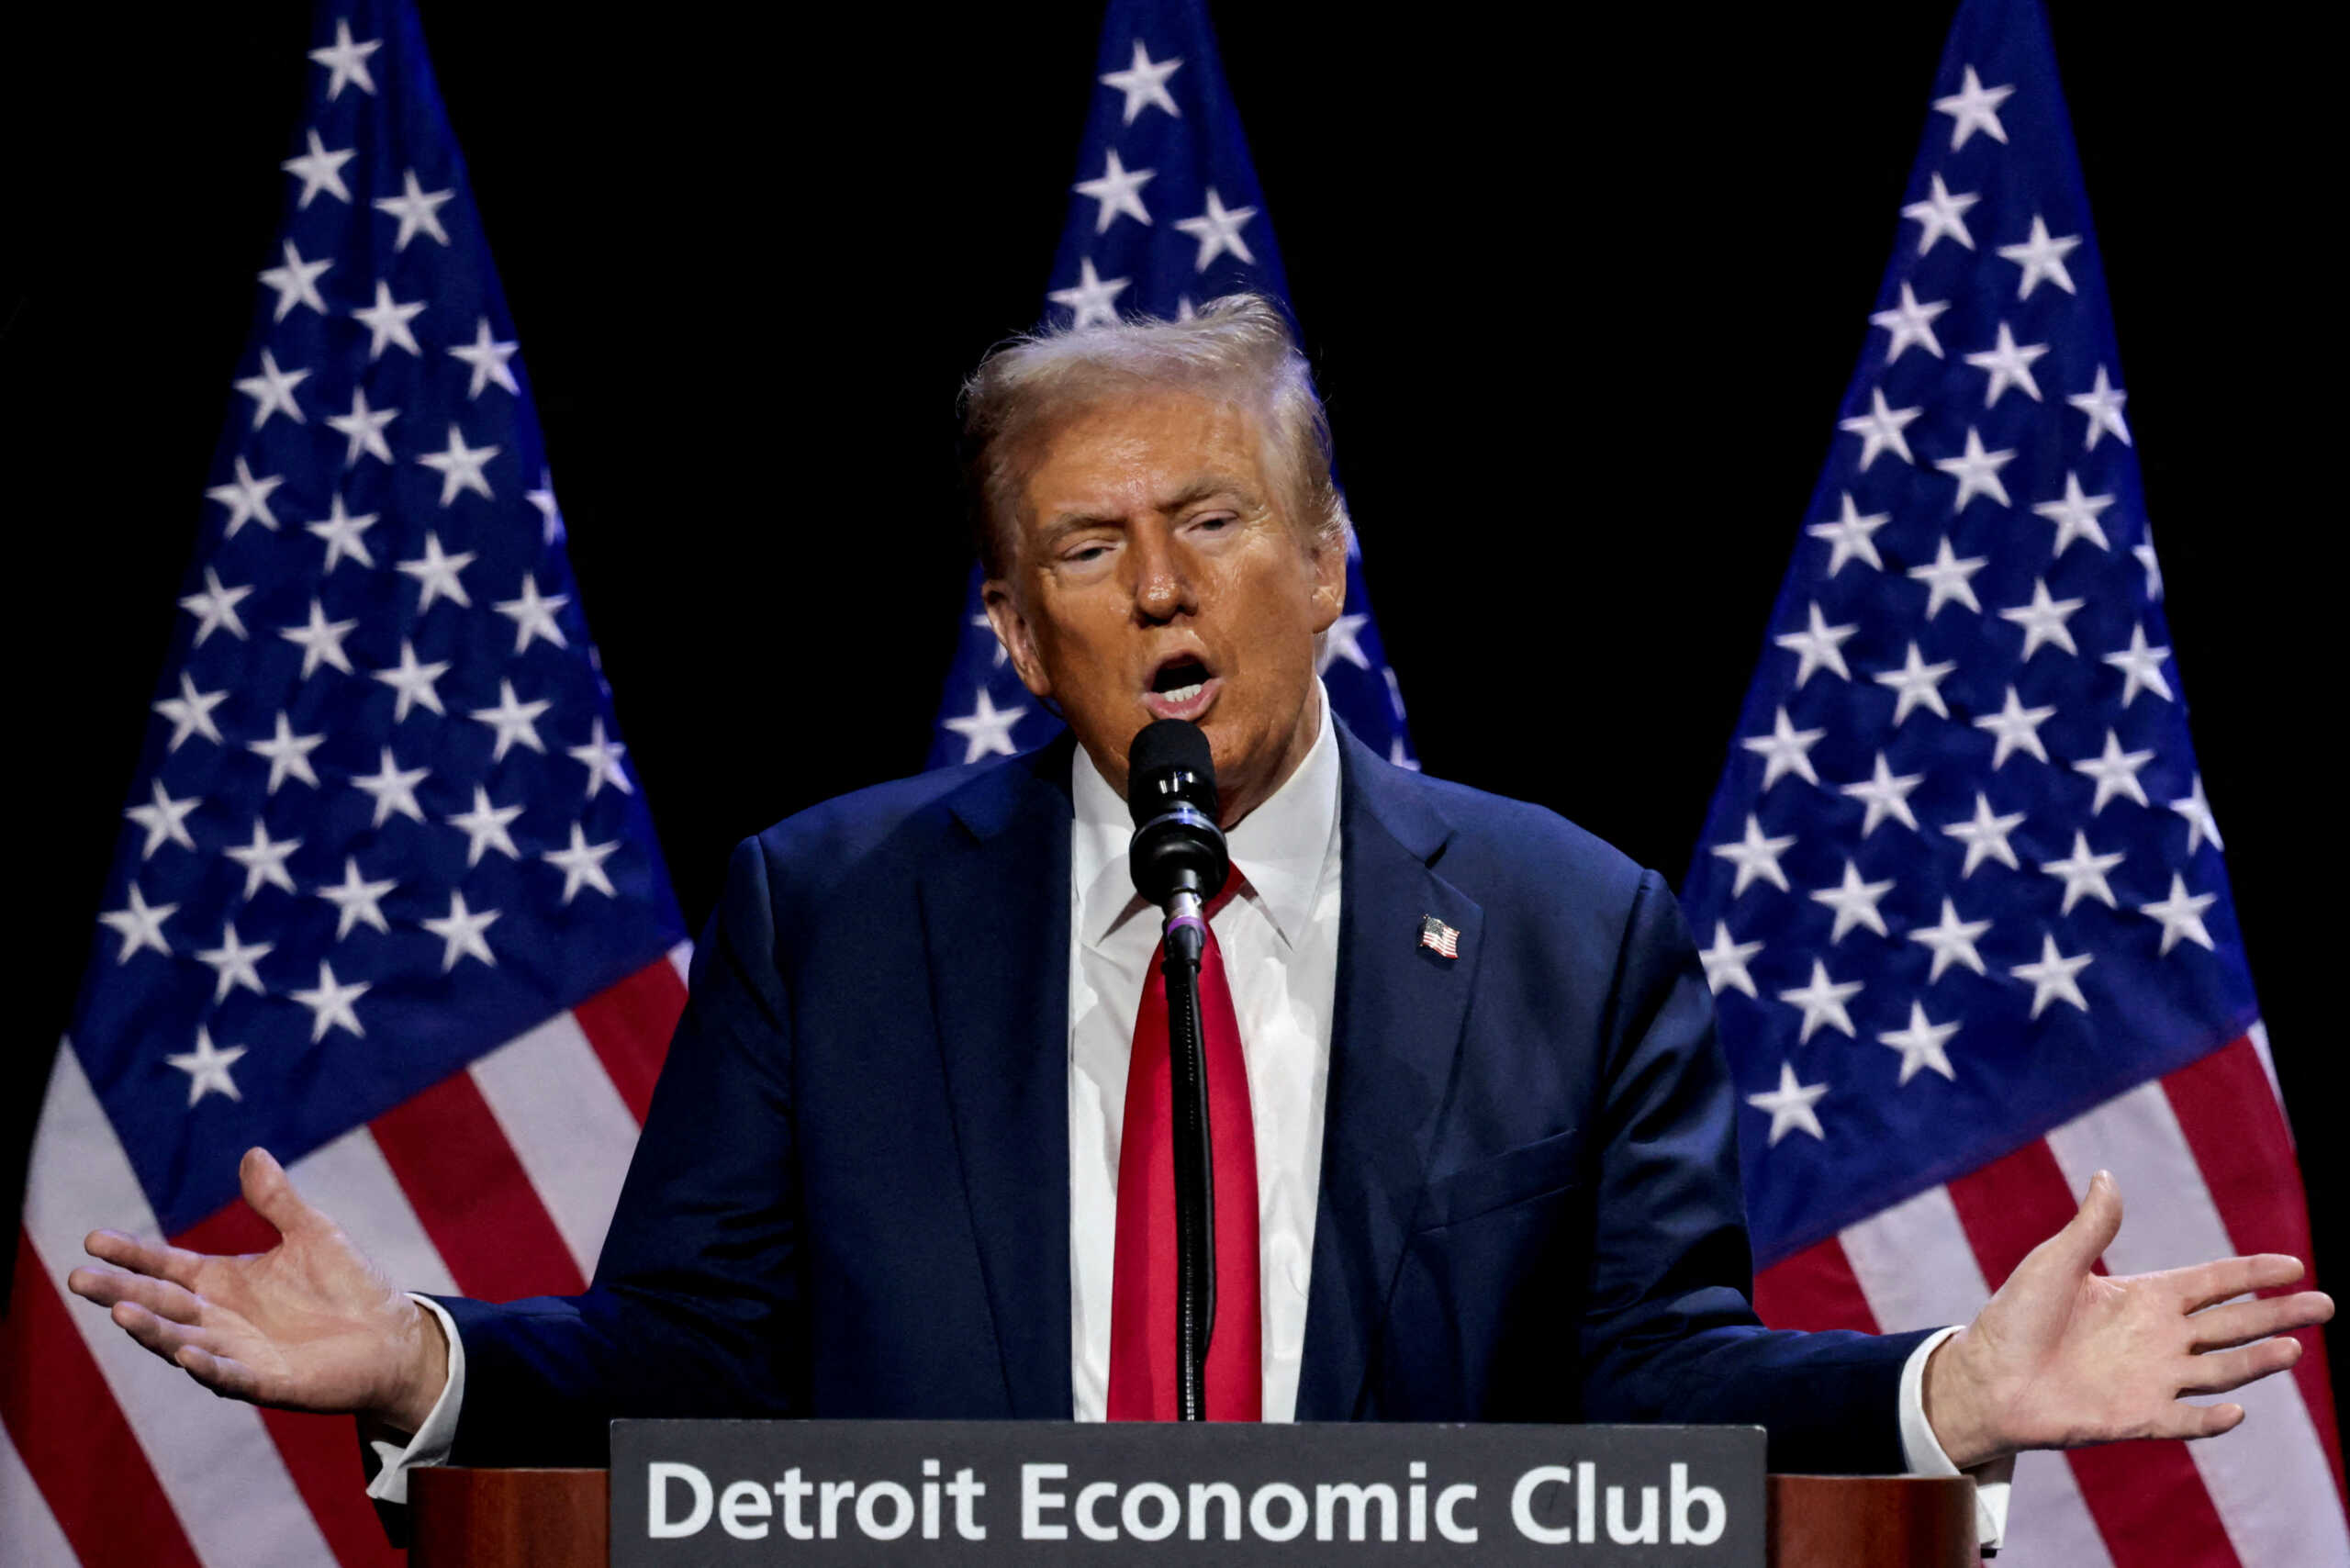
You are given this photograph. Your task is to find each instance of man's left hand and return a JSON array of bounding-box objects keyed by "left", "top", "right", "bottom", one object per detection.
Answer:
[{"left": 1922, "top": 1170, "right": 2335, "bottom": 1470}]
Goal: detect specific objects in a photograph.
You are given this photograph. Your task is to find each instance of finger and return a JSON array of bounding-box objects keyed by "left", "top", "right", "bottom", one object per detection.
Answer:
[
  {"left": 2151, "top": 1402, "right": 2247, "bottom": 1442},
  {"left": 2188, "top": 1291, "right": 2335, "bottom": 1351},
  {"left": 2178, "top": 1336, "right": 2302, "bottom": 1397},
  {"left": 67, "top": 1264, "right": 202, "bottom": 1324},
  {"left": 82, "top": 1228, "right": 207, "bottom": 1289},
  {"left": 174, "top": 1344, "right": 264, "bottom": 1404},
  {"left": 2040, "top": 1169, "right": 2122, "bottom": 1278},
  {"left": 109, "top": 1300, "right": 203, "bottom": 1365},
  {"left": 2174, "top": 1254, "right": 2309, "bottom": 1314},
  {"left": 239, "top": 1147, "right": 318, "bottom": 1239}
]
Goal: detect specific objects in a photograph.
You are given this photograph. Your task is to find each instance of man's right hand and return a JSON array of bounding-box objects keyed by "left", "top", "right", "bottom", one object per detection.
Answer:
[{"left": 65, "top": 1146, "right": 449, "bottom": 1434}]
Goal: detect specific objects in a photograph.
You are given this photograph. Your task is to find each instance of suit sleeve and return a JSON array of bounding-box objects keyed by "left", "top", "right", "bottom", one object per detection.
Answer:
[
  {"left": 432, "top": 835, "right": 804, "bottom": 1465},
  {"left": 1573, "top": 868, "right": 1931, "bottom": 1473}
]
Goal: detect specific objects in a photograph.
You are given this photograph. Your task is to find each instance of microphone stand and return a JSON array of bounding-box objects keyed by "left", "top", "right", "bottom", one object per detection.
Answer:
[{"left": 1160, "top": 885, "right": 1216, "bottom": 1423}]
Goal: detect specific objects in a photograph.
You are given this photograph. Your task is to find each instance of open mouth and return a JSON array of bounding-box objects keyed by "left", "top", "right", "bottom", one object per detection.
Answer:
[{"left": 1143, "top": 653, "right": 1221, "bottom": 721}]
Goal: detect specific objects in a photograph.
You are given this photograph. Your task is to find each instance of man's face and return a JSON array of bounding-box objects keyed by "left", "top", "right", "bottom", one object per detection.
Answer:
[{"left": 983, "top": 387, "right": 1347, "bottom": 824}]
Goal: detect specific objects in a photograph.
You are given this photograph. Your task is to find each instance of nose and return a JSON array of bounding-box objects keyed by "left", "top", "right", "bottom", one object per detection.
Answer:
[{"left": 1128, "top": 522, "right": 1195, "bottom": 624}]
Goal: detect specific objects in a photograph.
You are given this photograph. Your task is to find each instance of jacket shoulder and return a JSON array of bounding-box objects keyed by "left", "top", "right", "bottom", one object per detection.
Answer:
[{"left": 1392, "top": 764, "right": 1654, "bottom": 920}]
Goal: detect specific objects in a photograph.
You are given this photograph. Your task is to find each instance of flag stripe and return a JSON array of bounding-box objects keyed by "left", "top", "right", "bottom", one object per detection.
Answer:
[
  {"left": 285, "top": 1126, "right": 461, "bottom": 1298},
  {"left": 1752, "top": 1234, "right": 1879, "bottom": 1333},
  {"left": 2161, "top": 1038, "right": 2346, "bottom": 1503},
  {"left": 1944, "top": 1140, "right": 2242, "bottom": 1568},
  {"left": 468, "top": 1010, "right": 642, "bottom": 1280},
  {"left": 2043, "top": 1079, "right": 2350, "bottom": 1566},
  {"left": 0, "top": 1416, "right": 82, "bottom": 1568},
  {"left": 569, "top": 953, "right": 687, "bottom": 1125},
  {"left": 367, "top": 1070, "right": 587, "bottom": 1304},
  {"left": 2, "top": 1233, "right": 204, "bottom": 1568},
  {"left": 20, "top": 1046, "right": 333, "bottom": 1568}
]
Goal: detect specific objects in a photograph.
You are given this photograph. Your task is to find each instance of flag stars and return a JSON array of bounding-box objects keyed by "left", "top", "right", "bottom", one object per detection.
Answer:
[
  {"left": 193, "top": 922, "right": 273, "bottom": 1003},
  {"left": 1871, "top": 282, "right": 1948, "bottom": 364},
  {"left": 1998, "top": 215, "right": 2082, "bottom": 299},
  {"left": 1934, "top": 426, "right": 2016, "bottom": 511},
  {"left": 350, "top": 746, "right": 430, "bottom": 827},
  {"left": 375, "top": 168, "right": 454, "bottom": 251},
  {"left": 234, "top": 347, "right": 309, "bottom": 430},
  {"left": 308, "top": 18, "right": 380, "bottom": 98},
  {"left": 1873, "top": 642, "right": 1956, "bottom": 725},
  {"left": 126, "top": 778, "right": 201, "bottom": 859},
  {"left": 2102, "top": 624, "right": 2174, "bottom": 706},
  {"left": 179, "top": 566, "right": 252, "bottom": 644},
  {"left": 326, "top": 388, "right": 397, "bottom": 466},
  {"left": 1048, "top": 258, "right": 1130, "bottom": 330},
  {"left": 1748, "top": 1062, "right": 1829, "bottom": 1146},
  {"left": 248, "top": 711, "right": 327, "bottom": 793},
  {"left": 2011, "top": 934, "right": 2093, "bottom": 1018},
  {"left": 2133, "top": 535, "right": 2163, "bottom": 601},
  {"left": 206, "top": 456, "right": 284, "bottom": 537},
  {"left": 1317, "top": 613, "right": 1372, "bottom": 674},
  {"left": 280, "top": 129, "right": 352, "bottom": 207},
  {"left": 470, "top": 679, "right": 552, "bottom": 761},
  {"left": 1908, "top": 898, "right": 1991, "bottom": 982},
  {"left": 1712, "top": 813, "right": 1796, "bottom": 896},
  {"left": 2171, "top": 774, "right": 2222, "bottom": 855},
  {"left": 943, "top": 688, "right": 1028, "bottom": 762},
  {"left": 543, "top": 823, "right": 621, "bottom": 903},
  {"left": 1743, "top": 706, "right": 1825, "bottom": 790},
  {"left": 167, "top": 1028, "right": 248, "bottom": 1107},
  {"left": 1963, "top": 321, "right": 2047, "bottom": 407},
  {"left": 279, "top": 598, "right": 358, "bottom": 678},
  {"left": 352, "top": 280, "right": 426, "bottom": 360},
  {"left": 1074, "top": 148, "right": 1155, "bottom": 232},
  {"left": 1808, "top": 493, "right": 1889, "bottom": 577},
  {"left": 2031, "top": 472, "right": 2115, "bottom": 556},
  {"left": 154, "top": 672, "right": 229, "bottom": 752},
  {"left": 1879, "top": 1002, "right": 1961, "bottom": 1085},
  {"left": 1775, "top": 601, "right": 1858, "bottom": 687},
  {"left": 423, "top": 890, "right": 499, "bottom": 970},
  {"left": 1840, "top": 387, "right": 1921, "bottom": 470},
  {"left": 435, "top": 319, "right": 521, "bottom": 405},
  {"left": 224, "top": 820, "right": 302, "bottom": 899},
  {"left": 1699, "top": 923, "right": 1763, "bottom": 999},
  {"left": 1908, "top": 538, "right": 1986, "bottom": 619},
  {"left": 1840, "top": 752, "right": 1924, "bottom": 837},
  {"left": 2140, "top": 874, "right": 2217, "bottom": 956},
  {"left": 257, "top": 239, "right": 330, "bottom": 320},
  {"left": 289, "top": 960, "right": 369, "bottom": 1042},
  {"left": 1901, "top": 173, "right": 1978, "bottom": 255},
  {"left": 397, "top": 532, "right": 476, "bottom": 611},
  {"left": 315, "top": 856, "right": 396, "bottom": 938},
  {"left": 308, "top": 494, "right": 380, "bottom": 571},
  {"left": 1174, "top": 188, "right": 1258, "bottom": 271},
  {"left": 526, "top": 472, "right": 565, "bottom": 546},
  {"left": 1999, "top": 578, "right": 2084, "bottom": 660},
  {"left": 2041, "top": 830, "right": 2125, "bottom": 913},
  {"left": 373, "top": 639, "right": 451, "bottom": 721},
  {"left": 1779, "top": 960, "right": 1863, "bottom": 1044},
  {"left": 494, "top": 574, "right": 570, "bottom": 654},
  {"left": 418, "top": 424, "right": 499, "bottom": 505},
  {"left": 2073, "top": 729, "right": 2154, "bottom": 814},
  {"left": 1932, "top": 64, "right": 2013, "bottom": 149},
  {"left": 448, "top": 786, "right": 525, "bottom": 866},
  {"left": 1101, "top": 39, "right": 1181, "bottom": 122},
  {"left": 2069, "top": 365, "right": 2132, "bottom": 450},
  {"left": 99, "top": 883, "right": 176, "bottom": 962},
  {"left": 1809, "top": 860, "right": 1896, "bottom": 943},
  {"left": 567, "top": 717, "right": 633, "bottom": 798},
  {"left": 1942, "top": 792, "right": 2025, "bottom": 876}
]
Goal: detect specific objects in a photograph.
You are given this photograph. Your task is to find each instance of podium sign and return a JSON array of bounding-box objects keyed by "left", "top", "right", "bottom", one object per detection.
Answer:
[{"left": 610, "top": 1420, "right": 1764, "bottom": 1564}]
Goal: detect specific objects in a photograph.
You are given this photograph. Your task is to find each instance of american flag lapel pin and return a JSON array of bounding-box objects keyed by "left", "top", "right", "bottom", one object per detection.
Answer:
[{"left": 1418, "top": 913, "right": 1460, "bottom": 960}]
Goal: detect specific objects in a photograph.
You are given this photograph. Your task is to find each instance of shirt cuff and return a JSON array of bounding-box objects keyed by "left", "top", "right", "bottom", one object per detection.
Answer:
[
  {"left": 1898, "top": 1325, "right": 2013, "bottom": 1552},
  {"left": 362, "top": 1295, "right": 465, "bottom": 1506}
]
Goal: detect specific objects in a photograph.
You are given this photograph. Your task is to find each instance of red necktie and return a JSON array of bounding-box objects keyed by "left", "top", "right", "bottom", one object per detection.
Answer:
[{"left": 1106, "top": 869, "right": 1262, "bottom": 1420}]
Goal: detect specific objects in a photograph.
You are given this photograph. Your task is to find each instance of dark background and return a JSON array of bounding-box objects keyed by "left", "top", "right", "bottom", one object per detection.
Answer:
[{"left": 6, "top": 3, "right": 2333, "bottom": 1424}]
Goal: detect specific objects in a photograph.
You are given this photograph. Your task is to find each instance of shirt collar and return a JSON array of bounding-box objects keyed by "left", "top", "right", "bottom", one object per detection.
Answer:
[{"left": 1070, "top": 679, "right": 1342, "bottom": 951}]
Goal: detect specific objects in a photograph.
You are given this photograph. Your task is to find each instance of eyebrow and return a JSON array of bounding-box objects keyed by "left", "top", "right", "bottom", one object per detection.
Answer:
[{"left": 1038, "top": 474, "right": 1261, "bottom": 543}]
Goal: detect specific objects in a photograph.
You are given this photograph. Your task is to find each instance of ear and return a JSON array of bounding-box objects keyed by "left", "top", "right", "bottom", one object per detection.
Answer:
[
  {"left": 981, "top": 577, "right": 1053, "bottom": 700},
  {"left": 1306, "top": 531, "right": 1348, "bottom": 634}
]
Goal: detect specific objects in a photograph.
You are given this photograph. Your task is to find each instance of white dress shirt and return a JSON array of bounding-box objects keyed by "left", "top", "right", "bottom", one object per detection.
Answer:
[{"left": 373, "top": 678, "right": 2008, "bottom": 1547}]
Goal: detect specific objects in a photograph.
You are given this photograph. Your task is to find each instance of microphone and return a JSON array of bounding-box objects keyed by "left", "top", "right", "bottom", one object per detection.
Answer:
[{"left": 1124, "top": 718, "right": 1226, "bottom": 1422}]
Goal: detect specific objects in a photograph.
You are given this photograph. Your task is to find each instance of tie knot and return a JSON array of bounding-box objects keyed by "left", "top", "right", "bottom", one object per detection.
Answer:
[{"left": 1205, "top": 863, "right": 1245, "bottom": 919}]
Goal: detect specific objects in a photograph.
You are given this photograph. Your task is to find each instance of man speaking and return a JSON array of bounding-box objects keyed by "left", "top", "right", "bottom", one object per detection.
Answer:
[{"left": 67, "top": 297, "right": 2331, "bottom": 1539}]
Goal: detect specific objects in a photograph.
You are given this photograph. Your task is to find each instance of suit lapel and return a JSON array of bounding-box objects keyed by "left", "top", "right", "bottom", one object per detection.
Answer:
[
  {"left": 1296, "top": 727, "right": 1483, "bottom": 1419},
  {"left": 921, "top": 737, "right": 1077, "bottom": 1417}
]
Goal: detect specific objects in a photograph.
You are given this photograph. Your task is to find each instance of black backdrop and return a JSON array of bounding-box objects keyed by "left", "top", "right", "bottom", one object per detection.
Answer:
[{"left": 8, "top": 3, "right": 2334, "bottom": 1426}]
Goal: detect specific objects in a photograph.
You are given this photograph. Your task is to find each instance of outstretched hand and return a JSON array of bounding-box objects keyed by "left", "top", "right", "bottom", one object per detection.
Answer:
[
  {"left": 65, "top": 1147, "right": 449, "bottom": 1433},
  {"left": 1925, "top": 1170, "right": 2334, "bottom": 1470}
]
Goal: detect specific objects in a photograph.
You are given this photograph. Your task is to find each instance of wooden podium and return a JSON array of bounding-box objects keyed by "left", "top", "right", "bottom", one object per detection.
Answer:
[{"left": 411, "top": 1467, "right": 1976, "bottom": 1565}]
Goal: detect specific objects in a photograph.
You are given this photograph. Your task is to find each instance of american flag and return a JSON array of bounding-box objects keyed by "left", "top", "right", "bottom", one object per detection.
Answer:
[
  {"left": 0, "top": 4, "right": 689, "bottom": 1563},
  {"left": 926, "top": 0, "right": 1416, "bottom": 772},
  {"left": 1678, "top": 0, "right": 2345, "bottom": 1561}
]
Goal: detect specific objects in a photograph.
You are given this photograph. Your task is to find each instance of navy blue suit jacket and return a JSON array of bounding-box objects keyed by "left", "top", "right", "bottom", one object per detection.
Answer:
[{"left": 438, "top": 726, "right": 1930, "bottom": 1470}]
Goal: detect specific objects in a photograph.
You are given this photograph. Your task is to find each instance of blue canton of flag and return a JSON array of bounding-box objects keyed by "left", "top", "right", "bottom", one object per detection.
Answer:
[
  {"left": 927, "top": 0, "right": 1416, "bottom": 771},
  {"left": 1681, "top": 0, "right": 2255, "bottom": 1267},
  {"left": 70, "top": 0, "right": 687, "bottom": 1239}
]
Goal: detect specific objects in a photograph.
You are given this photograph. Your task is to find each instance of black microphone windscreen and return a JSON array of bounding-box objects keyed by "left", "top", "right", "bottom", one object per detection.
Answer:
[{"left": 1126, "top": 720, "right": 1216, "bottom": 827}]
